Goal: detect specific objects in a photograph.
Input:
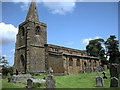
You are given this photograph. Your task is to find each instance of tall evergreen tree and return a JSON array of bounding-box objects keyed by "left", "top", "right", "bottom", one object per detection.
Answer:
[
  {"left": 105, "top": 35, "right": 119, "bottom": 64},
  {"left": 86, "top": 39, "right": 108, "bottom": 65}
]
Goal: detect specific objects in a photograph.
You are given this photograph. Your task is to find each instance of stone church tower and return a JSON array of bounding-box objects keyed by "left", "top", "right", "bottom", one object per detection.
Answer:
[{"left": 14, "top": 1, "right": 47, "bottom": 74}]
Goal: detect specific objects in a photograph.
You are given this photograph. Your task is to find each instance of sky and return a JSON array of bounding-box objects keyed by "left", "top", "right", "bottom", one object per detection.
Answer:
[{"left": 0, "top": 0, "right": 119, "bottom": 66}]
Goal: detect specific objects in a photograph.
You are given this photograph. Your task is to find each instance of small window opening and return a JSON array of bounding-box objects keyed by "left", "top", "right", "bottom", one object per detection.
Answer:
[
  {"left": 76, "top": 59, "right": 80, "bottom": 66},
  {"left": 69, "top": 58, "right": 73, "bottom": 66},
  {"left": 35, "top": 26, "right": 40, "bottom": 35},
  {"left": 21, "top": 27, "right": 25, "bottom": 36}
]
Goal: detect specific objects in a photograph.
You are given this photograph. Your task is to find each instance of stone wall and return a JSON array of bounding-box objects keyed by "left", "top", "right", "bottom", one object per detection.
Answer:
[
  {"left": 63, "top": 55, "right": 100, "bottom": 75},
  {"left": 47, "top": 53, "right": 64, "bottom": 74}
]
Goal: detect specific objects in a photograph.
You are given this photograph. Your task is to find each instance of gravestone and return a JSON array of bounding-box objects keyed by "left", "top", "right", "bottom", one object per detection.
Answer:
[
  {"left": 97, "top": 66, "right": 104, "bottom": 72},
  {"left": 11, "top": 74, "right": 32, "bottom": 83},
  {"left": 102, "top": 71, "right": 107, "bottom": 79},
  {"left": 103, "top": 65, "right": 107, "bottom": 71},
  {"left": 96, "top": 76, "right": 104, "bottom": 87},
  {"left": 110, "top": 77, "right": 119, "bottom": 87},
  {"left": 110, "top": 64, "right": 119, "bottom": 78},
  {"left": 46, "top": 75, "right": 56, "bottom": 88},
  {"left": 27, "top": 79, "right": 33, "bottom": 89},
  {"left": 47, "top": 67, "right": 53, "bottom": 76},
  {"left": 87, "top": 64, "right": 92, "bottom": 73}
]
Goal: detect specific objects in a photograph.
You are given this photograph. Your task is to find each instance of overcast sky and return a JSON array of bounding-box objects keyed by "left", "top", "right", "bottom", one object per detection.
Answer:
[{"left": 1, "top": 1, "right": 119, "bottom": 66}]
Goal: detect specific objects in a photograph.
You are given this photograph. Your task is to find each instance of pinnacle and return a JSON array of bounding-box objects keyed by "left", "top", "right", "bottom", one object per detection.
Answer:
[{"left": 26, "top": 0, "right": 39, "bottom": 22}]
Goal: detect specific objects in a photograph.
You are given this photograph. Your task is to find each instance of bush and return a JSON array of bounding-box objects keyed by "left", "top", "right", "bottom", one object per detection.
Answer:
[{"left": 33, "top": 82, "right": 41, "bottom": 88}]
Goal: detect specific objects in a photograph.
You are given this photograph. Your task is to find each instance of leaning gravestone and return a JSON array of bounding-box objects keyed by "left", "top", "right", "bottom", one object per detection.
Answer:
[
  {"left": 46, "top": 75, "right": 56, "bottom": 88},
  {"left": 103, "top": 65, "right": 107, "bottom": 71},
  {"left": 96, "top": 76, "right": 104, "bottom": 87},
  {"left": 11, "top": 74, "right": 32, "bottom": 83},
  {"left": 110, "top": 77, "right": 119, "bottom": 87},
  {"left": 27, "top": 79, "right": 33, "bottom": 89}
]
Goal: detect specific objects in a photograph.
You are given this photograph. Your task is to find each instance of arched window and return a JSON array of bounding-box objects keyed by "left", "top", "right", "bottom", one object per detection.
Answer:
[
  {"left": 89, "top": 60, "right": 92, "bottom": 66},
  {"left": 35, "top": 26, "right": 40, "bottom": 35},
  {"left": 76, "top": 59, "right": 80, "bottom": 66},
  {"left": 69, "top": 58, "right": 73, "bottom": 66},
  {"left": 94, "top": 61, "right": 97, "bottom": 67},
  {"left": 84, "top": 62, "right": 87, "bottom": 66},
  {"left": 21, "top": 27, "right": 25, "bottom": 36},
  {"left": 20, "top": 55, "right": 25, "bottom": 66}
]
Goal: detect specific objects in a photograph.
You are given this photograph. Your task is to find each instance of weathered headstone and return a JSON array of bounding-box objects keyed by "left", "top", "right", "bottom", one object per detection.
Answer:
[
  {"left": 27, "top": 79, "right": 33, "bottom": 89},
  {"left": 46, "top": 75, "right": 56, "bottom": 88},
  {"left": 47, "top": 67, "right": 53, "bottom": 76},
  {"left": 110, "top": 77, "right": 119, "bottom": 87},
  {"left": 110, "top": 64, "right": 119, "bottom": 78},
  {"left": 11, "top": 74, "right": 32, "bottom": 83},
  {"left": 97, "top": 66, "right": 104, "bottom": 72},
  {"left": 87, "top": 64, "right": 92, "bottom": 73},
  {"left": 102, "top": 71, "right": 107, "bottom": 79},
  {"left": 96, "top": 76, "right": 104, "bottom": 87},
  {"left": 103, "top": 65, "right": 107, "bottom": 71}
]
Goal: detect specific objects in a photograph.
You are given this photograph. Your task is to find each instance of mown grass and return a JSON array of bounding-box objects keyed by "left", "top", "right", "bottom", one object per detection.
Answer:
[
  {"left": 2, "top": 79, "right": 26, "bottom": 88},
  {"left": 55, "top": 71, "right": 110, "bottom": 88},
  {"left": 2, "top": 70, "right": 119, "bottom": 88},
  {"left": 0, "top": 76, "right": 2, "bottom": 89}
]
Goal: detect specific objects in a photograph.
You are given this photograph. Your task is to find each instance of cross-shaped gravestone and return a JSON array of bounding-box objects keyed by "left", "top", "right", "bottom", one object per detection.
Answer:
[{"left": 102, "top": 71, "right": 107, "bottom": 79}]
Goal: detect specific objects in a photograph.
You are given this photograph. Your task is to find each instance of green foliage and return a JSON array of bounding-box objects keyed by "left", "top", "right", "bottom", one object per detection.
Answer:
[
  {"left": 2, "top": 67, "right": 9, "bottom": 76},
  {"left": 86, "top": 35, "right": 120, "bottom": 65},
  {"left": 33, "top": 82, "right": 41, "bottom": 88},
  {"left": 0, "top": 56, "right": 9, "bottom": 67},
  {"left": 86, "top": 39, "right": 107, "bottom": 65},
  {"left": 8, "top": 66, "right": 13, "bottom": 75},
  {"left": 105, "top": 35, "right": 119, "bottom": 64}
]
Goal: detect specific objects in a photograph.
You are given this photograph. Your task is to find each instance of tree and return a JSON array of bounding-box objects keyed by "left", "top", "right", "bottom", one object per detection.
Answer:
[
  {"left": 86, "top": 39, "right": 108, "bottom": 65},
  {"left": 0, "top": 56, "right": 9, "bottom": 76},
  {"left": 0, "top": 56, "right": 9, "bottom": 67},
  {"left": 105, "top": 35, "right": 119, "bottom": 64}
]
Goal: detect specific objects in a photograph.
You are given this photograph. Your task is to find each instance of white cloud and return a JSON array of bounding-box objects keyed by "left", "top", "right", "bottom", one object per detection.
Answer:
[
  {"left": 0, "top": 22, "right": 18, "bottom": 45},
  {"left": 82, "top": 36, "right": 101, "bottom": 45},
  {"left": 9, "top": 0, "right": 77, "bottom": 15},
  {"left": 43, "top": 2, "right": 76, "bottom": 14},
  {"left": 20, "top": 2, "right": 30, "bottom": 11},
  {"left": 67, "top": 42, "right": 74, "bottom": 45},
  {"left": 2, "top": 0, "right": 120, "bottom": 2},
  {"left": 3, "top": 55, "right": 7, "bottom": 58},
  {"left": 6, "top": 0, "right": 119, "bottom": 15},
  {"left": 10, "top": 49, "right": 15, "bottom": 52}
]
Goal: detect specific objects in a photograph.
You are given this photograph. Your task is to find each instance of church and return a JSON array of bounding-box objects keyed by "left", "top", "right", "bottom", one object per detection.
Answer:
[{"left": 13, "top": 1, "right": 101, "bottom": 75}]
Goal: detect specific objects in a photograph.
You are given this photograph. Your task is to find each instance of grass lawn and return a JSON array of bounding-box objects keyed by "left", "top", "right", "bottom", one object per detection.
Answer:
[
  {"left": 55, "top": 71, "right": 110, "bottom": 88},
  {"left": 2, "top": 79, "right": 26, "bottom": 88},
  {"left": 0, "top": 76, "right": 2, "bottom": 89},
  {"left": 2, "top": 70, "right": 119, "bottom": 88}
]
